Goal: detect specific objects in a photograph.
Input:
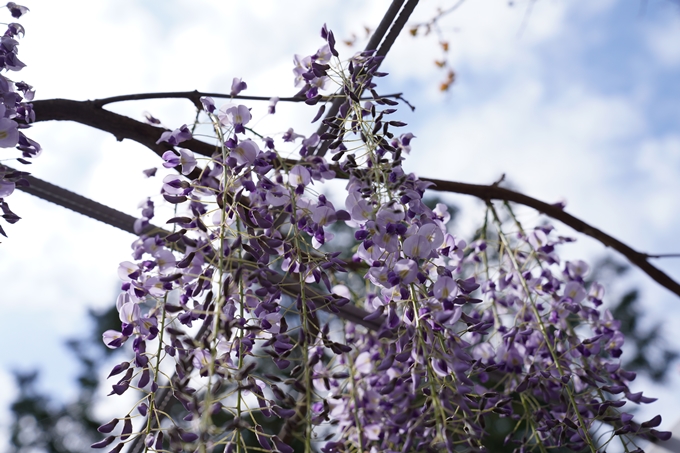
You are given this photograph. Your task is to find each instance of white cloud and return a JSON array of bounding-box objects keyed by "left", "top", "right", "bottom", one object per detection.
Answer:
[
  {"left": 633, "top": 135, "right": 680, "bottom": 230},
  {"left": 646, "top": 12, "right": 680, "bottom": 67}
]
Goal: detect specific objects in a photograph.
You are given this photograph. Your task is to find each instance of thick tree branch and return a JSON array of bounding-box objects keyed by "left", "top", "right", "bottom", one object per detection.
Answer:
[
  {"left": 32, "top": 98, "right": 215, "bottom": 160},
  {"left": 28, "top": 97, "right": 680, "bottom": 299}
]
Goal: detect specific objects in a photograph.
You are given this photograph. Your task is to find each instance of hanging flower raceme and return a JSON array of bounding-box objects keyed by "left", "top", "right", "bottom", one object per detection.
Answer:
[
  {"left": 0, "top": 2, "right": 39, "bottom": 237},
  {"left": 98, "top": 26, "right": 669, "bottom": 453}
]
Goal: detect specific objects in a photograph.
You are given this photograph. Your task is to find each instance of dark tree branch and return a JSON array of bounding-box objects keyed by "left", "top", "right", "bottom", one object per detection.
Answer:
[
  {"left": 27, "top": 97, "right": 680, "bottom": 299},
  {"left": 424, "top": 178, "right": 680, "bottom": 298},
  {"left": 374, "top": 0, "right": 420, "bottom": 61},
  {"left": 33, "top": 98, "right": 205, "bottom": 156},
  {"left": 92, "top": 90, "right": 404, "bottom": 108}
]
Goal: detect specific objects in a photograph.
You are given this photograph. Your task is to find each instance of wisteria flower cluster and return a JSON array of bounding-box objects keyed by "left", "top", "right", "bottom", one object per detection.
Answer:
[
  {"left": 0, "top": 2, "right": 39, "bottom": 237},
  {"left": 98, "top": 26, "right": 669, "bottom": 453}
]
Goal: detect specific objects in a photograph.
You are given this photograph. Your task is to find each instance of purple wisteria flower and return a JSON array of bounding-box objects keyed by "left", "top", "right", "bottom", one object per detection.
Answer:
[
  {"left": 0, "top": 117, "right": 19, "bottom": 147},
  {"left": 229, "top": 138, "right": 259, "bottom": 165},
  {"left": 268, "top": 96, "right": 278, "bottom": 114},
  {"left": 6, "top": 2, "right": 28, "bottom": 18},
  {"left": 162, "top": 148, "right": 197, "bottom": 175},
  {"left": 0, "top": 178, "right": 14, "bottom": 197},
  {"left": 219, "top": 105, "right": 251, "bottom": 134},
  {"left": 142, "top": 167, "right": 157, "bottom": 178},
  {"left": 156, "top": 124, "right": 192, "bottom": 145},
  {"left": 200, "top": 96, "right": 216, "bottom": 113},
  {"left": 230, "top": 77, "right": 247, "bottom": 96}
]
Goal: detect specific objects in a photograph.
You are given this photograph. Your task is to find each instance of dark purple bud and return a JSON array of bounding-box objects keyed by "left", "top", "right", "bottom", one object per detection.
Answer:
[
  {"left": 619, "top": 369, "right": 636, "bottom": 381},
  {"left": 355, "top": 229, "right": 369, "bottom": 241},
  {"left": 273, "top": 436, "right": 294, "bottom": 453},
  {"left": 312, "top": 104, "right": 326, "bottom": 123},
  {"left": 97, "top": 419, "right": 118, "bottom": 434},
  {"left": 602, "top": 385, "right": 626, "bottom": 394},
  {"left": 329, "top": 342, "right": 352, "bottom": 354},
  {"left": 376, "top": 354, "right": 394, "bottom": 372},
  {"left": 363, "top": 305, "right": 384, "bottom": 321},
  {"left": 107, "top": 362, "right": 130, "bottom": 378},
  {"left": 650, "top": 430, "right": 672, "bottom": 441},
  {"left": 137, "top": 368, "right": 150, "bottom": 388},
  {"left": 274, "top": 358, "right": 290, "bottom": 369},
  {"left": 641, "top": 415, "right": 662, "bottom": 428},
  {"left": 155, "top": 431, "right": 164, "bottom": 450},
  {"left": 335, "top": 209, "right": 350, "bottom": 221},
  {"left": 180, "top": 431, "right": 199, "bottom": 442},
  {"left": 120, "top": 417, "right": 133, "bottom": 440},
  {"left": 255, "top": 425, "right": 272, "bottom": 450},
  {"left": 110, "top": 381, "right": 129, "bottom": 395},
  {"left": 272, "top": 405, "right": 297, "bottom": 418},
  {"left": 91, "top": 436, "right": 116, "bottom": 449},
  {"left": 108, "top": 444, "right": 124, "bottom": 453},
  {"left": 626, "top": 391, "right": 657, "bottom": 404},
  {"left": 135, "top": 353, "right": 149, "bottom": 368}
]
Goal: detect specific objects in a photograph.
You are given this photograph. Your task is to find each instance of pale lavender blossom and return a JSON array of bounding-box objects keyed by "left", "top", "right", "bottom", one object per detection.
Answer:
[
  {"left": 102, "top": 330, "right": 126, "bottom": 349},
  {"left": 402, "top": 234, "right": 432, "bottom": 259},
  {"left": 289, "top": 165, "right": 311, "bottom": 186},
  {"left": 118, "top": 261, "right": 139, "bottom": 281},
  {"left": 154, "top": 249, "right": 176, "bottom": 273},
  {"left": 230, "top": 139, "right": 258, "bottom": 165},
  {"left": 282, "top": 127, "right": 304, "bottom": 142},
  {"left": 162, "top": 149, "right": 196, "bottom": 175},
  {"left": 230, "top": 77, "right": 247, "bottom": 96},
  {"left": 0, "top": 179, "right": 14, "bottom": 197},
  {"left": 268, "top": 96, "right": 279, "bottom": 114},
  {"left": 200, "top": 96, "right": 216, "bottom": 113},
  {"left": 219, "top": 105, "right": 251, "bottom": 134},
  {"left": 433, "top": 276, "right": 457, "bottom": 300},
  {"left": 0, "top": 118, "right": 19, "bottom": 147},
  {"left": 156, "top": 124, "right": 192, "bottom": 145}
]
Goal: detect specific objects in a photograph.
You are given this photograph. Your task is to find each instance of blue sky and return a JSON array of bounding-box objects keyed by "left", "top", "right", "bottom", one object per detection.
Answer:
[{"left": 1, "top": 0, "right": 679, "bottom": 449}]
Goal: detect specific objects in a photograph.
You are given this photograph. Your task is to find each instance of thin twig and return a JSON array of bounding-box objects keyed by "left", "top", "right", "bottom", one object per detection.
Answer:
[{"left": 92, "top": 90, "right": 403, "bottom": 108}]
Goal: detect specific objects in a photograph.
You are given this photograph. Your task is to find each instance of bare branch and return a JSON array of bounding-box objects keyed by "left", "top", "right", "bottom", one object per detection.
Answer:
[
  {"left": 423, "top": 178, "right": 680, "bottom": 298},
  {"left": 644, "top": 253, "right": 680, "bottom": 259},
  {"left": 92, "top": 90, "right": 404, "bottom": 108}
]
